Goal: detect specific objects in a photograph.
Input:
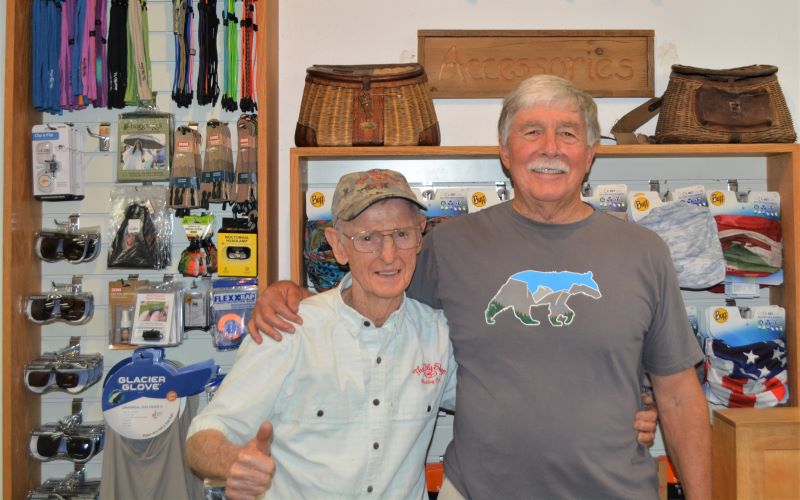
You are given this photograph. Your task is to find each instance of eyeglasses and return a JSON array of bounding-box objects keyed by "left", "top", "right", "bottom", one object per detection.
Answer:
[
  {"left": 24, "top": 357, "right": 104, "bottom": 394},
  {"left": 25, "top": 293, "right": 94, "bottom": 324},
  {"left": 340, "top": 226, "right": 421, "bottom": 253},
  {"left": 29, "top": 427, "right": 104, "bottom": 463},
  {"left": 35, "top": 230, "right": 101, "bottom": 264}
]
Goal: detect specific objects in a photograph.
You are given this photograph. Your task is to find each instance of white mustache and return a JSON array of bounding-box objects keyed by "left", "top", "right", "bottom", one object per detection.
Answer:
[{"left": 526, "top": 159, "right": 570, "bottom": 174}]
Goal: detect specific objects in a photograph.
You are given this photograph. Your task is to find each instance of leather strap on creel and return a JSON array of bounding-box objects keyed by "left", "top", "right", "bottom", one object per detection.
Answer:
[{"left": 610, "top": 97, "right": 662, "bottom": 144}]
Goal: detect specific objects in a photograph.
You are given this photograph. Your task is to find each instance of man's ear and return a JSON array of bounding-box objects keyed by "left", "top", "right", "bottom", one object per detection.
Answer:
[
  {"left": 499, "top": 143, "right": 511, "bottom": 170},
  {"left": 325, "top": 226, "right": 349, "bottom": 265}
]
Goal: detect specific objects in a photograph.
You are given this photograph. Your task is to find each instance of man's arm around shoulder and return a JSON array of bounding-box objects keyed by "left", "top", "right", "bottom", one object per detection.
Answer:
[{"left": 650, "top": 367, "right": 712, "bottom": 500}]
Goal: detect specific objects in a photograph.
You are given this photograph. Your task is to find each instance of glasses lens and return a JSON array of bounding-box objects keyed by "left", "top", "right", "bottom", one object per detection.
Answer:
[
  {"left": 66, "top": 436, "right": 93, "bottom": 460},
  {"left": 28, "top": 298, "right": 55, "bottom": 322},
  {"left": 393, "top": 227, "right": 420, "bottom": 249},
  {"left": 61, "top": 236, "right": 88, "bottom": 262},
  {"left": 56, "top": 371, "right": 81, "bottom": 389},
  {"left": 84, "top": 236, "right": 100, "bottom": 262},
  {"left": 35, "top": 434, "right": 62, "bottom": 458},
  {"left": 27, "top": 370, "right": 53, "bottom": 388},
  {"left": 36, "top": 236, "right": 62, "bottom": 261},
  {"left": 60, "top": 298, "right": 87, "bottom": 322}
]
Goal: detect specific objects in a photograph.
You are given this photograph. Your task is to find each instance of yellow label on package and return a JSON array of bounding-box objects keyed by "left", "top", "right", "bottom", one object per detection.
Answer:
[{"left": 218, "top": 232, "right": 257, "bottom": 277}]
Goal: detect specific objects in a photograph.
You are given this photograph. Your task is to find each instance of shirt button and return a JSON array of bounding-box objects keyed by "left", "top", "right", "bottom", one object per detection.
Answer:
[
  {"left": 367, "top": 486, "right": 374, "bottom": 493},
  {"left": 372, "top": 398, "right": 380, "bottom": 406},
  {"left": 427, "top": 405, "right": 432, "bottom": 412},
  {"left": 363, "top": 320, "right": 370, "bottom": 327},
  {"left": 317, "top": 410, "right": 324, "bottom": 417},
  {"left": 373, "top": 442, "right": 379, "bottom": 449},
  {"left": 376, "top": 356, "right": 382, "bottom": 364}
]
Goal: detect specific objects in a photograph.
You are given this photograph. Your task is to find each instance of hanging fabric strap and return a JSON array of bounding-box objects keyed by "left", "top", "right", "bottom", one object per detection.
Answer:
[
  {"left": 32, "top": 0, "right": 63, "bottom": 114},
  {"left": 59, "top": 0, "right": 75, "bottom": 110},
  {"left": 239, "top": 0, "right": 257, "bottom": 112},
  {"left": 196, "top": 0, "right": 220, "bottom": 106},
  {"left": 172, "top": 0, "right": 194, "bottom": 107},
  {"left": 124, "top": 0, "right": 153, "bottom": 106},
  {"left": 220, "top": 0, "right": 238, "bottom": 111},
  {"left": 79, "top": 0, "right": 97, "bottom": 104},
  {"left": 93, "top": 0, "right": 108, "bottom": 107},
  {"left": 106, "top": 0, "right": 128, "bottom": 108},
  {"left": 70, "top": 0, "right": 87, "bottom": 107}
]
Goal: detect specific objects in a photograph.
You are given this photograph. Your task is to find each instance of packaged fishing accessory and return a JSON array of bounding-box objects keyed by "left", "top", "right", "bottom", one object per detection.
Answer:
[
  {"left": 200, "top": 119, "right": 234, "bottom": 206},
  {"left": 29, "top": 401, "right": 105, "bottom": 464},
  {"left": 24, "top": 338, "right": 104, "bottom": 395},
  {"left": 35, "top": 214, "right": 101, "bottom": 264},
  {"left": 108, "top": 275, "right": 151, "bottom": 346},
  {"left": 26, "top": 276, "right": 94, "bottom": 325},
  {"left": 102, "top": 347, "right": 219, "bottom": 439},
  {"left": 184, "top": 279, "right": 211, "bottom": 331},
  {"left": 217, "top": 217, "right": 257, "bottom": 277},
  {"left": 210, "top": 278, "right": 258, "bottom": 350},
  {"left": 169, "top": 125, "right": 203, "bottom": 211},
  {"left": 130, "top": 276, "right": 185, "bottom": 346},
  {"left": 107, "top": 185, "right": 173, "bottom": 269},
  {"left": 117, "top": 110, "right": 174, "bottom": 182},
  {"left": 32, "top": 123, "right": 85, "bottom": 201},
  {"left": 232, "top": 114, "right": 258, "bottom": 213},
  {"left": 179, "top": 213, "right": 215, "bottom": 277}
]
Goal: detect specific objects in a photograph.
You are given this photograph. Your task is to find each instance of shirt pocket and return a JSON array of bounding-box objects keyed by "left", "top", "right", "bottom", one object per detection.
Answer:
[
  {"left": 392, "top": 365, "right": 446, "bottom": 421},
  {"left": 277, "top": 379, "right": 363, "bottom": 425}
]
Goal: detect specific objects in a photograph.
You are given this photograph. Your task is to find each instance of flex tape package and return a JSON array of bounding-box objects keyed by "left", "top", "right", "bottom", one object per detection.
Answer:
[
  {"left": 628, "top": 186, "right": 725, "bottom": 289},
  {"left": 210, "top": 278, "right": 258, "bottom": 350},
  {"left": 102, "top": 347, "right": 219, "bottom": 439},
  {"left": 32, "top": 123, "right": 85, "bottom": 201}
]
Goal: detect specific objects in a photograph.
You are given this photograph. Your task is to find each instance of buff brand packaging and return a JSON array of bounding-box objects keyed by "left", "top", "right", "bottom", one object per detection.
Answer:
[{"left": 117, "top": 111, "right": 174, "bottom": 182}]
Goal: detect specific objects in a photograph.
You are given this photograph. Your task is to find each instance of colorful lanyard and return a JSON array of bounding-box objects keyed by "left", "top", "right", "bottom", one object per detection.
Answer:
[
  {"left": 196, "top": 0, "right": 220, "bottom": 106},
  {"left": 32, "top": 0, "right": 63, "bottom": 114},
  {"left": 172, "top": 0, "right": 194, "bottom": 107},
  {"left": 239, "top": 0, "right": 257, "bottom": 112},
  {"left": 106, "top": 0, "right": 128, "bottom": 108},
  {"left": 93, "top": 0, "right": 108, "bottom": 107},
  {"left": 220, "top": 0, "right": 238, "bottom": 111}
]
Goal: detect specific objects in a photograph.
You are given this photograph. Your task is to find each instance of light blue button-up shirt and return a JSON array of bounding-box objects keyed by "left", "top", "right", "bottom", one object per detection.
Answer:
[{"left": 188, "top": 274, "right": 457, "bottom": 499}]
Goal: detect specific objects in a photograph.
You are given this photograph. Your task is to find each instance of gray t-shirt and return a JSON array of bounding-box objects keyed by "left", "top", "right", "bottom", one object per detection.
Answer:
[{"left": 408, "top": 201, "right": 703, "bottom": 500}]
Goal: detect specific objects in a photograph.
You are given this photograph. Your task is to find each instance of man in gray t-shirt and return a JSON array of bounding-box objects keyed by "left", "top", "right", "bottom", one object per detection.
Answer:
[{"left": 249, "top": 74, "right": 711, "bottom": 499}]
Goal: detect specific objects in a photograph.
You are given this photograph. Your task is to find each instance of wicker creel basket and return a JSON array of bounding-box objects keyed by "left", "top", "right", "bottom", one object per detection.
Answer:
[{"left": 295, "top": 64, "right": 441, "bottom": 147}]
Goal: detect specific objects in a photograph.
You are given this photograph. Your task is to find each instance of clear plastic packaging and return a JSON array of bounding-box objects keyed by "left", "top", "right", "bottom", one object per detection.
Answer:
[{"left": 107, "top": 185, "right": 173, "bottom": 269}]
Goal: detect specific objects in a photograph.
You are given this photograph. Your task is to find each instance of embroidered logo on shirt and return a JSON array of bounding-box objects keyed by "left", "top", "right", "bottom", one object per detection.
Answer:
[
  {"left": 413, "top": 363, "right": 446, "bottom": 385},
  {"left": 485, "top": 270, "right": 602, "bottom": 327}
]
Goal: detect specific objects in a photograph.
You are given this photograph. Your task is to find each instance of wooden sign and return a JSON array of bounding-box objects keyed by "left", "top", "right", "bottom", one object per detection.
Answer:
[{"left": 418, "top": 30, "right": 654, "bottom": 98}]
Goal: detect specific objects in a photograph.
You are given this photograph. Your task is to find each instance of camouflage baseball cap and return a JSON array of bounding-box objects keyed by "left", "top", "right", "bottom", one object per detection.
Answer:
[{"left": 331, "top": 169, "right": 426, "bottom": 225}]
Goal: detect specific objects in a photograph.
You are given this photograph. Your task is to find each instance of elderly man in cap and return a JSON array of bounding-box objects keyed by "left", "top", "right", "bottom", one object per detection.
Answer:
[
  {"left": 247, "top": 74, "right": 710, "bottom": 500},
  {"left": 186, "top": 169, "right": 456, "bottom": 499}
]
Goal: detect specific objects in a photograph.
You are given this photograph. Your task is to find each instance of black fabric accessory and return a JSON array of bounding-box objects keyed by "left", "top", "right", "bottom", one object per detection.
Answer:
[{"left": 107, "top": 0, "right": 128, "bottom": 108}]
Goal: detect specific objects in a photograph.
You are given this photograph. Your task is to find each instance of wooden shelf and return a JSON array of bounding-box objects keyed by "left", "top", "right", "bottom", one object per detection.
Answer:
[{"left": 290, "top": 144, "right": 799, "bottom": 410}]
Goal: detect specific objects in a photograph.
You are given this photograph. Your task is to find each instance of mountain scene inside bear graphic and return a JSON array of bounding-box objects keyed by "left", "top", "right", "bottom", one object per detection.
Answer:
[{"left": 485, "top": 270, "right": 602, "bottom": 327}]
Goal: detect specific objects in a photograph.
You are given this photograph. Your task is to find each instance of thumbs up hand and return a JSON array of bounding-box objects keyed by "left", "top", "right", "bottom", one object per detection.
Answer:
[{"left": 224, "top": 421, "right": 276, "bottom": 500}]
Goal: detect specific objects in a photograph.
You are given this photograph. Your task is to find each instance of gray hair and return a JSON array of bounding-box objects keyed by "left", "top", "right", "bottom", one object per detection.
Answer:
[{"left": 497, "top": 74, "right": 600, "bottom": 147}]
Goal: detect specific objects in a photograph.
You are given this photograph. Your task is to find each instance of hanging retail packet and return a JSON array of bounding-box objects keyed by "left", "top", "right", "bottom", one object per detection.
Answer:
[
  {"left": 117, "top": 111, "right": 174, "bottom": 182},
  {"left": 210, "top": 278, "right": 258, "bottom": 350}
]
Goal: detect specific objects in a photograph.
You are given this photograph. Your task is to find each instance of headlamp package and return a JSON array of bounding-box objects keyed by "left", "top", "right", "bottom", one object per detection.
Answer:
[
  {"left": 117, "top": 111, "right": 174, "bottom": 182},
  {"left": 31, "top": 123, "right": 85, "bottom": 201},
  {"left": 210, "top": 278, "right": 258, "bottom": 350},
  {"left": 217, "top": 218, "right": 257, "bottom": 277}
]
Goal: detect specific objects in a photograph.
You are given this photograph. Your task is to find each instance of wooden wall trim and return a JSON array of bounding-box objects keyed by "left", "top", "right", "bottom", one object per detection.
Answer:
[{"left": 3, "top": 0, "right": 42, "bottom": 498}]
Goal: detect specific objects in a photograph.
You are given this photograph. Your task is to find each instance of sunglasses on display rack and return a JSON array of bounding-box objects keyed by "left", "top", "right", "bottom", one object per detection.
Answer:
[
  {"left": 26, "top": 468, "right": 101, "bottom": 500},
  {"left": 25, "top": 293, "right": 95, "bottom": 324},
  {"left": 24, "top": 355, "right": 103, "bottom": 395},
  {"left": 35, "top": 231, "right": 101, "bottom": 263},
  {"left": 29, "top": 425, "right": 105, "bottom": 463},
  {"left": 34, "top": 214, "right": 101, "bottom": 264}
]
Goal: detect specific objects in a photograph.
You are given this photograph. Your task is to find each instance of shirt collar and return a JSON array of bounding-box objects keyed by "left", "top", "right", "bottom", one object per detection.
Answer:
[{"left": 334, "top": 273, "right": 408, "bottom": 337}]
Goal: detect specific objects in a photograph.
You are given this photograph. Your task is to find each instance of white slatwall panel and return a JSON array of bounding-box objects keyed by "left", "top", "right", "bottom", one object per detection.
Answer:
[{"left": 38, "top": 0, "right": 246, "bottom": 480}]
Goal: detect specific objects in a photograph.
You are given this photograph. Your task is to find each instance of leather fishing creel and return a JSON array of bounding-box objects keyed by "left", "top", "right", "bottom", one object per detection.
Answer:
[
  {"left": 295, "top": 64, "right": 441, "bottom": 147},
  {"left": 612, "top": 64, "right": 796, "bottom": 144}
]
